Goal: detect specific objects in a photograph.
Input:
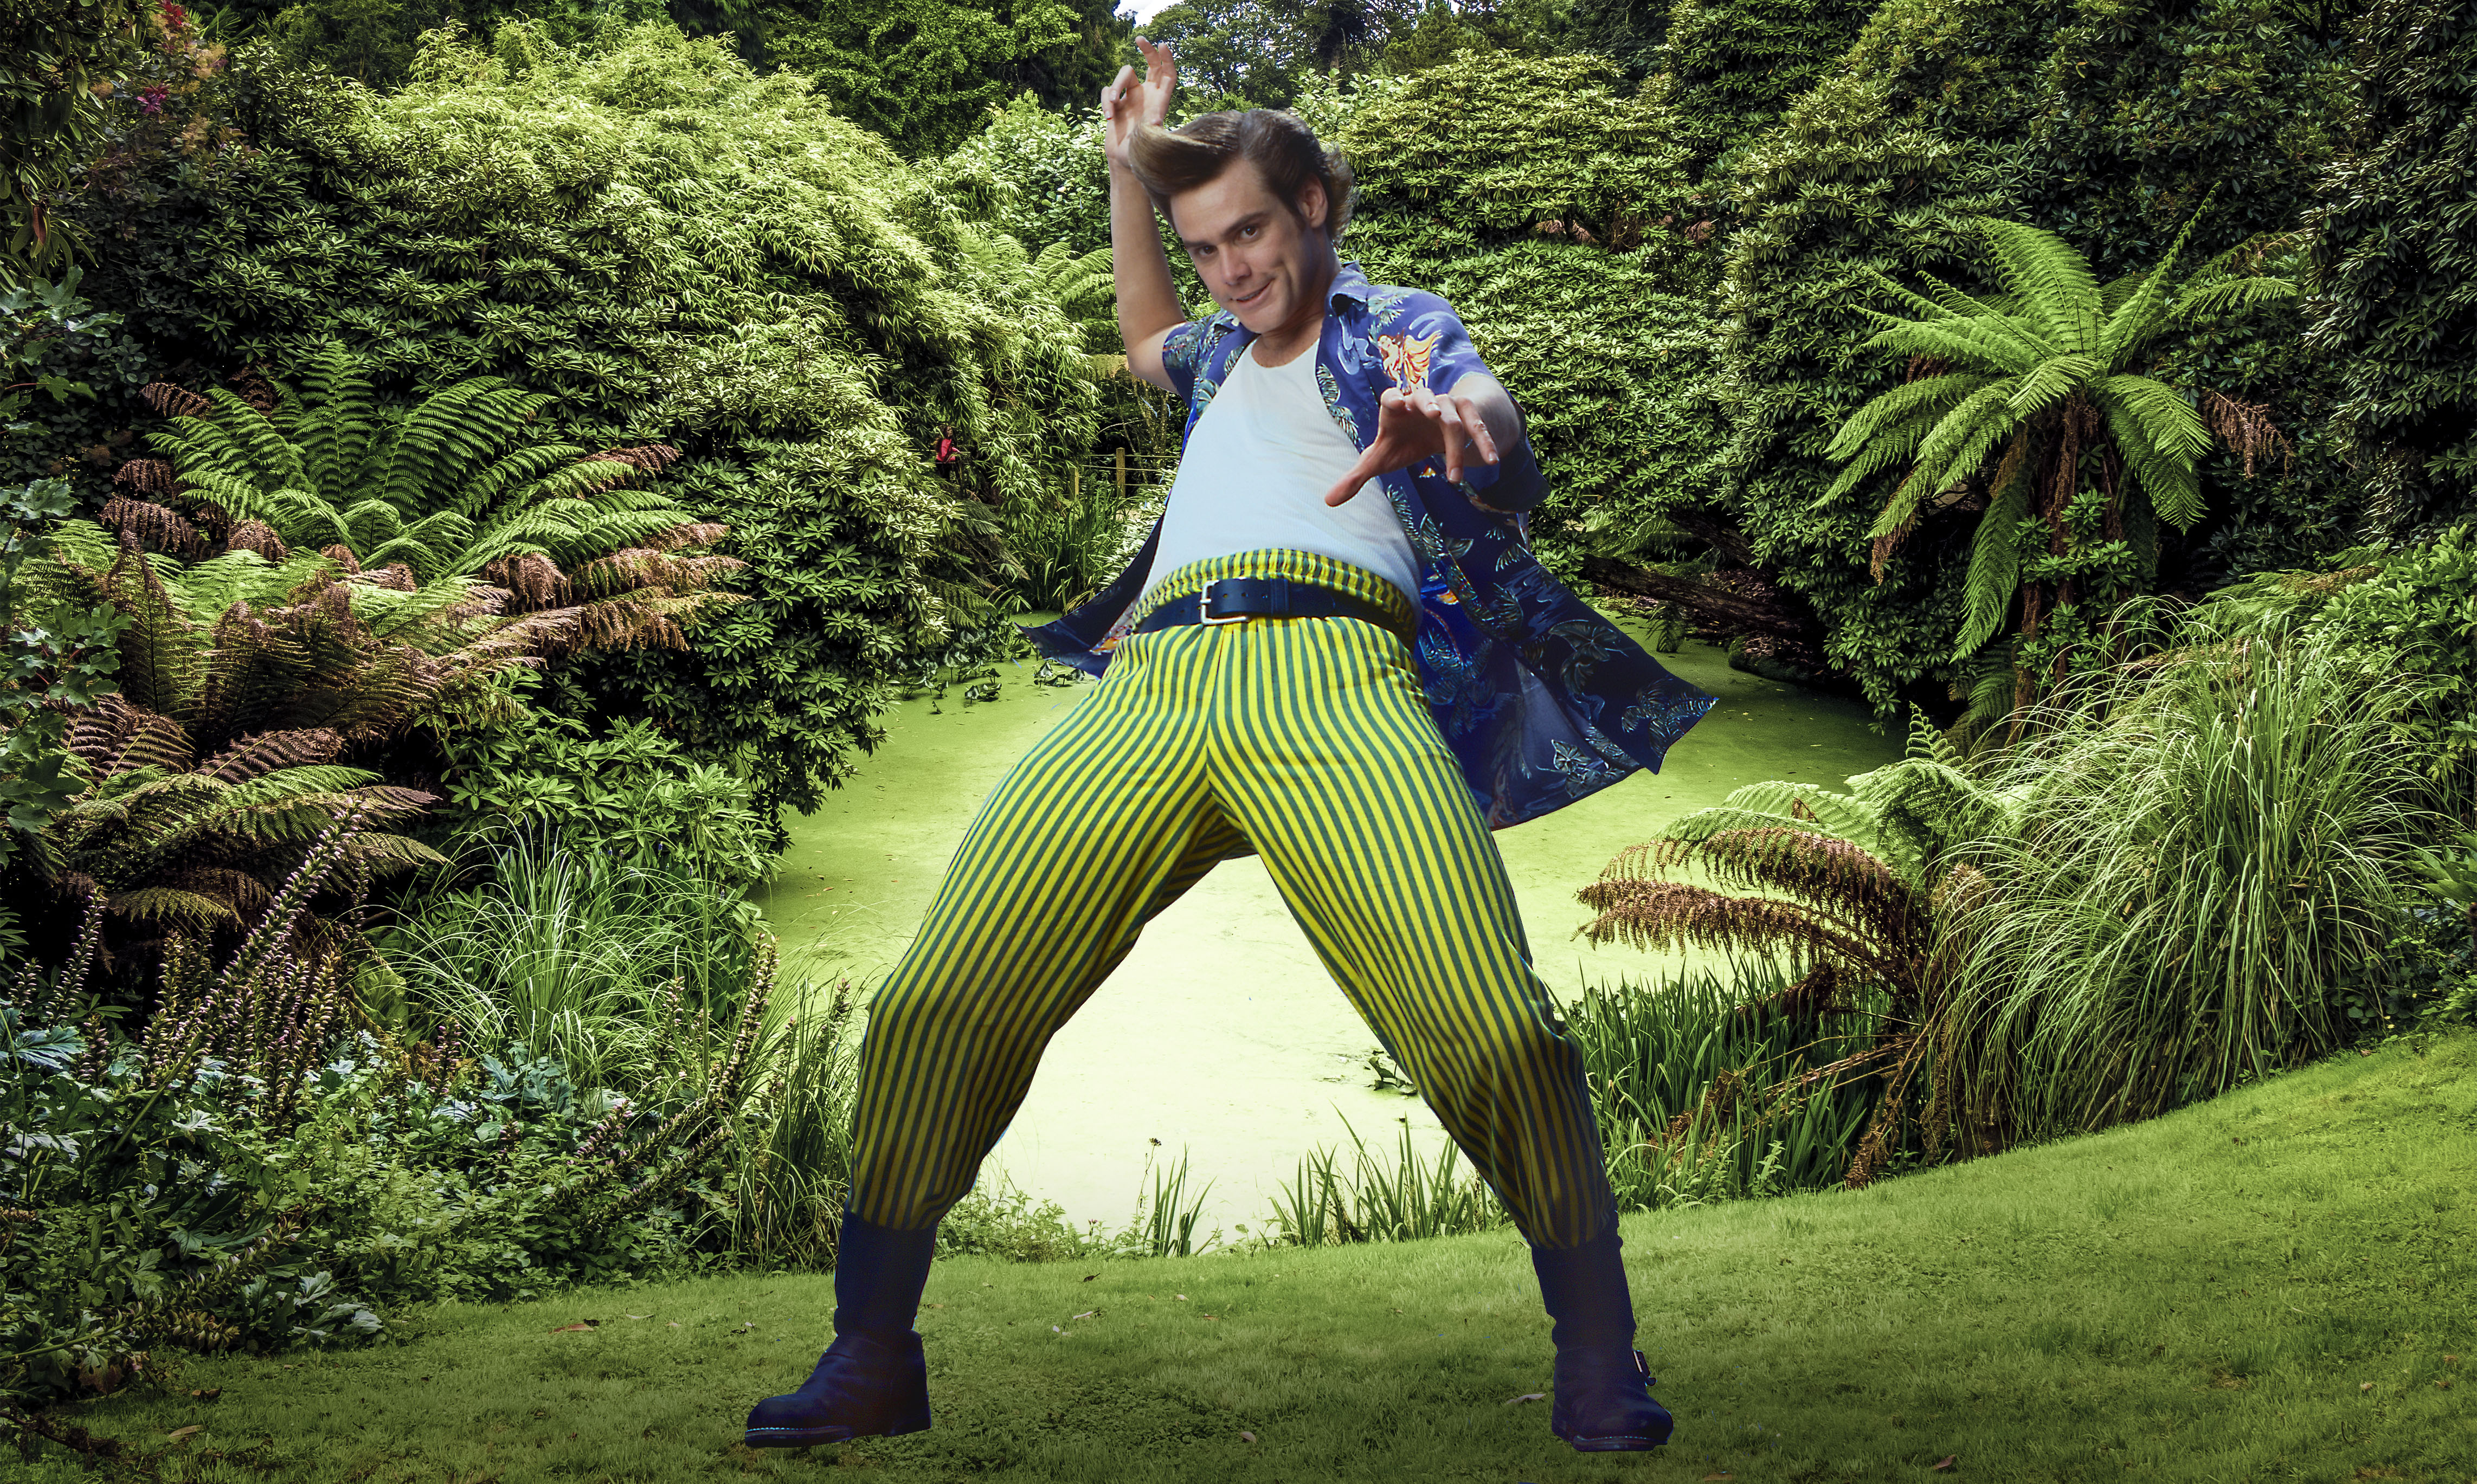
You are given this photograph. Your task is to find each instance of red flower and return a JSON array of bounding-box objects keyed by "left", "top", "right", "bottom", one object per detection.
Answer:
[
  {"left": 139, "top": 85, "right": 169, "bottom": 115},
  {"left": 160, "top": 3, "right": 190, "bottom": 29}
]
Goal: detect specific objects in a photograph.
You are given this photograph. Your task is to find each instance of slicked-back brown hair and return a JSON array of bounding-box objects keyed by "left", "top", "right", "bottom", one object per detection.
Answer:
[{"left": 1127, "top": 110, "right": 1354, "bottom": 242}]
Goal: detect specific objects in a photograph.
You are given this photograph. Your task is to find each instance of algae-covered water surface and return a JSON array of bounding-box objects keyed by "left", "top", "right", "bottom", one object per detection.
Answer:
[{"left": 750, "top": 625, "right": 1897, "bottom": 1236}]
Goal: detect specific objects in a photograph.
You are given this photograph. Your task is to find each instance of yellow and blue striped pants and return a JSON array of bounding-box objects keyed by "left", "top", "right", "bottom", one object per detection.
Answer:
[{"left": 846, "top": 550, "right": 1616, "bottom": 1249}]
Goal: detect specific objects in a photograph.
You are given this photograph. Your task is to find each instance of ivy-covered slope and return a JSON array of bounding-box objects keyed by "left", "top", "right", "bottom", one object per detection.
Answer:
[
  {"left": 1706, "top": 0, "right": 2357, "bottom": 712},
  {"left": 67, "top": 23, "right": 1102, "bottom": 818}
]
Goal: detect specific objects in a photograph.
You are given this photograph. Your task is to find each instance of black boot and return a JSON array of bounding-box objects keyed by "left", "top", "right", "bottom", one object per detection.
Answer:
[
  {"left": 1530, "top": 1215, "right": 1674, "bottom": 1451},
  {"left": 744, "top": 1212, "right": 938, "bottom": 1448}
]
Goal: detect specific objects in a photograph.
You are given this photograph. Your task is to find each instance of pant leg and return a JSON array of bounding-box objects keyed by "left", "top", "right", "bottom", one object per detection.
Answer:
[
  {"left": 845, "top": 628, "right": 1246, "bottom": 1231},
  {"left": 1204, "top": 611, "right": 1617, "bottom": 1250}
]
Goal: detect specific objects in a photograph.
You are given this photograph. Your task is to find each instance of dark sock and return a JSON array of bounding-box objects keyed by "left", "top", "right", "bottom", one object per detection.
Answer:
[
  {"left": 1530, "top": 1210, "right": 1637, "bottom": 1351},
  {"left": 832, "top": 1210, "right": 939, "bottom": 1343}
]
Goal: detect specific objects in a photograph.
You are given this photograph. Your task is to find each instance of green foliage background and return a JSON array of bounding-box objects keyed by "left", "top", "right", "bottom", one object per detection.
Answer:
[
  {"left": 1704, "top": 0, "right": 2358, "bottom": 710},
  {"left": 2304, "top": 0, "right": 2477, "bottom": 536},
  {"left": 64, "top": 23, "right": 1104, "bottom": 818}
]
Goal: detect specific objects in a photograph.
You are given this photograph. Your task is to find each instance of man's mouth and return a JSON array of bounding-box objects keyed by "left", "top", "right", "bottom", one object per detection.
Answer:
[{"left": 1229, "top": 282, "right": 1270, "bottom": 308}]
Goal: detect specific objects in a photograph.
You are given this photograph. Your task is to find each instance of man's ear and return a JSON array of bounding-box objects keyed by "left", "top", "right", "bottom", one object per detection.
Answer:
[{"left": 1297, "top": 178, "right": 1328, "bottom": 235}]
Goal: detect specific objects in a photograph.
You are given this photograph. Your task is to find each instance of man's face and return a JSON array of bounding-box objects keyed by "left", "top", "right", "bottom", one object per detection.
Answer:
[{"left": 1168, "top": 159, "right": 1329, "bottom": 339}]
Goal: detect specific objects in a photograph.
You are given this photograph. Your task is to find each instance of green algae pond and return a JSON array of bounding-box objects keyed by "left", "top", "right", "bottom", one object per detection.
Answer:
[{"left": 749, "top": 624, "right": 1898, "bottom": 1239}]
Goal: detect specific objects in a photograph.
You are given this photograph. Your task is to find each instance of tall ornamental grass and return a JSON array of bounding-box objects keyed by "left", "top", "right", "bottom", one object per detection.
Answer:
[
  {"left": 1567, "top": 961, "right": 1887, "bottom": 1206},
  {"left": 1935, "top": 630, "right": 2443, "bottom": 1146},
  {"left": 387, "top": 836, "right": 762, "bottom": 1099}
]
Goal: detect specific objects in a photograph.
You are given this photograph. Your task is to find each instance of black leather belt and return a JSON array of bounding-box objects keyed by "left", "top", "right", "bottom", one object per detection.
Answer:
[{"left": 1133, "top": 577, "right": 1411, "bottom": 644}]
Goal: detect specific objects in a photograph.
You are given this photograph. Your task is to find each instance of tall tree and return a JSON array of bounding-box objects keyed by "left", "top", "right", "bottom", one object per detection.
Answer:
[{"left": 1142, "top": 0, "right": 1421, "bottom": 109}]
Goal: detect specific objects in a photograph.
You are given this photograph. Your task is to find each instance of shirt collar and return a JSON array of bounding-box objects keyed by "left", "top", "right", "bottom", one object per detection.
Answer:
[{"left": 1328, "top": 259, "right": 1373, "bottom": 312}]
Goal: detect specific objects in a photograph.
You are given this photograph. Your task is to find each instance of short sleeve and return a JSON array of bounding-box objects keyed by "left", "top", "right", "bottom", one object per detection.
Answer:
[
  {"left": 1160, "top": 318, "right": 1206, "bottom": 407},
  {"left": 1375, "top": 293, "right": 1545, "bottom": 510}
]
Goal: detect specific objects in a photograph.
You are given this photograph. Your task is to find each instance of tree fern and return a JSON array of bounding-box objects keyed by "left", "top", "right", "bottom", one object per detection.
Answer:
[{"left": 1826, "top": 208, "right": 2298, "bottom": 713}]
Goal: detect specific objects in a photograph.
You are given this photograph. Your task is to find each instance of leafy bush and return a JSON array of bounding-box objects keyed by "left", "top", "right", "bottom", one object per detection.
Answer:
[
  {"left": 0, "top": 814, "right": 781, "bottom": 1411},
  {"left": 433, "top": 705, "right": 773, "bottom": 885},
  {"left": 1704, "top": 0, "right": 2356, "bottom": 714},
  {"left": 1647, "top": 0, "right": 1878, "bottom": 176},
  {"left": 1337, "top": 52, "right": 1701, "bottom": 277},
  {"left": 0, "top": 273, "right": 154, "bottom": 493},
  {"left": 65, "top": 22, "right": 1105, "bottom": 818},
  {"left": 2304, "top": 0, "right": 2477, "bottom": 534}
]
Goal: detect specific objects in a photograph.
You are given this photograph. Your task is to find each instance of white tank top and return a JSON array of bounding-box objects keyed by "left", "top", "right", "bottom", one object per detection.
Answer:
[{"left": 1140, "top": 340, "right": 1422, "bottom": 609}]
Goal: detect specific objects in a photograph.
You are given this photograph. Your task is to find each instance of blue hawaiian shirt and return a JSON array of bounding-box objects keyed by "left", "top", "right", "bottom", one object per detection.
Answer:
[{"left": 1024, "top": 261, "right": 1715, "bottom": 830}]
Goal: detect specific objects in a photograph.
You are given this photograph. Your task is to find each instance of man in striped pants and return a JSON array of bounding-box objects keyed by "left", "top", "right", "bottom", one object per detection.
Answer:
[{"left": 746, "top": 37, "right": 1714, "bottom": 1457}]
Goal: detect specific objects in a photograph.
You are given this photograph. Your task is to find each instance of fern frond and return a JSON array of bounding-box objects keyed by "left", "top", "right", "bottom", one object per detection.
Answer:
[
  {"left": 1977, "top": 217, "right": 2101, "bottom": 353},
  {"left": 2095, "top": 384, "right": 2206, "bottom": 530},
  {"left": 1824, "top": 372, "right": 1991, "bottom": 464},
  {"left": 196, "top": 728, "right": 346, "bottom": 784},
  {"left": 1861, "top": 318, "right": 2044, "bottom": 376},
  {"left": 1952, "top": 441, "right": 2035, "bottom": 661}
]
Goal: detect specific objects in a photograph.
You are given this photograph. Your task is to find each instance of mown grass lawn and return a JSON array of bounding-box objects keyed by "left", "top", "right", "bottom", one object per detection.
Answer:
[{"left": 32, "top": 1035, "right": 2476, "bottom": 1483}]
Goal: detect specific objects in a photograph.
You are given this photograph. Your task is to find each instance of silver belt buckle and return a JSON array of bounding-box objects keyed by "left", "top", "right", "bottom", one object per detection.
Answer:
[{"left": 1198, "top": 582, "right": 1250, "bottom": 625}]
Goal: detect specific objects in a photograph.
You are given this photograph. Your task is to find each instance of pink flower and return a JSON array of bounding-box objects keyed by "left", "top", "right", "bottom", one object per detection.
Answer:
[{"left": 139, "top": 85, "right": 169, "bottom": 115}]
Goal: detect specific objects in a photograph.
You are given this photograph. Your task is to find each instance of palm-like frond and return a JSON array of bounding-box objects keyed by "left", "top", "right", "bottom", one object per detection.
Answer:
[
  {"left": 1979, "top": 217, "right": 2101, "bottom": 353},
  {"left": 1953, "top": 434, "right": 2035, "bottom": 660}
]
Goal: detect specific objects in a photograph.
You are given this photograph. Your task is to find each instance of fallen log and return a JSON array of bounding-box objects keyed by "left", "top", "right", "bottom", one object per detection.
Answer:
[{"left": 1578, "top": 557, "right": 1811, "bottom": 640}]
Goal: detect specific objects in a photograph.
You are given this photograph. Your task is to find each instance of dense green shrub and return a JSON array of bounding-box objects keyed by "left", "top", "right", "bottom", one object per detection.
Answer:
[
  {"left": 762, "top": 0, "right": 1080, "bottom": 158},
  {"left": 433, "top": 706, "right": 774, "bottom": 885},
  {"left": 63, "top": 23, "right": 1104, "bottom": 821},
  {"left": 1336, "top": 53, "right": 1699, "bottom": 278},
  {"left": 1, "top": 0, "right": 144, "bottom": 282},
  {"left": 1705, "top": 0, "right": 2356, "bottom": 713},
  {"left": 1649, "top": 0, "right": 1877, "bottom": 176},
  {"left": 1428, "top": 245, "right": 1724, "bottom": 577},
  {"left": 2304, "top": 0, "right": 2477, "bottom": 534}
]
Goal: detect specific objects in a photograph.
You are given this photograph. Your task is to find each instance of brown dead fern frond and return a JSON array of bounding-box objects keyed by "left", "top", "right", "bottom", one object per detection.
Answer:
[
  {"left": 642, "top": 521, "right": 728, "bottom": 552},
  {"left": 1574, "top": 878, "right": 1879, "bottom": 967},
  {"left": 2201, "top": 389, "right": 2295, "bottom": 478},
  {"left": 226, "top": 519, "right": 288, "bottom": 562},
  {"left": 564, "top": 547, "right": 745, "bottom": 600},
  {"left": 114, "top": 457, "right": 179, "bottom": 496},
  {"left": 319, "top": 543, "right": 362, "bottom": 575},
  {"left": 582, "top": 443, "right": 682, "bottom": 475},
  {"left": 482, "top": 552, "right": 565, "bottom": 611},
  {"left": 139, "top": 382, "right": 209, "bottom": 419},
  {"left": 68, "top": 695, "right": 195, "bottom": 777},
  {"left": 98, "top": 496, "right": 207, "bottom": 558}
]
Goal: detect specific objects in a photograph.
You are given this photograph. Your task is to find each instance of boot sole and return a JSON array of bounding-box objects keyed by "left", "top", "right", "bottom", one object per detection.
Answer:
[
  {"left": 1559, "top": 1431, "right": 1671, "bottom": 1452},
  {"left": 745, "top": 1417, "right": 929, "bottom": 1448}
]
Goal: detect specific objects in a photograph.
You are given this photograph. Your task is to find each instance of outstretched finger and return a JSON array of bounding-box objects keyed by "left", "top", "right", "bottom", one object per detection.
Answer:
[
  {"left": 1461, "top": 393, "right": 1500, "bottom": 467},
  {"left": 1323, "top": 447, "right": 1384, "bottom": 507}
]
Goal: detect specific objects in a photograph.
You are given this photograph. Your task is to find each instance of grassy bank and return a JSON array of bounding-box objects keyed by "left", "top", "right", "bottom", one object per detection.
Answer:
[{"left": 31, "top": 1036, "right": 2475, "bottom": 1483}]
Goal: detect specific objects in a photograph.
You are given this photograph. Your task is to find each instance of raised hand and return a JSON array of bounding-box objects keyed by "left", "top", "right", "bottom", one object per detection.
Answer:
[
  {"left": 1102, "top": 37, "right": 1178, "bottom": 173},
  {"left": 1323, "top": 384, "right": 1503, "bottom": 506}
]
